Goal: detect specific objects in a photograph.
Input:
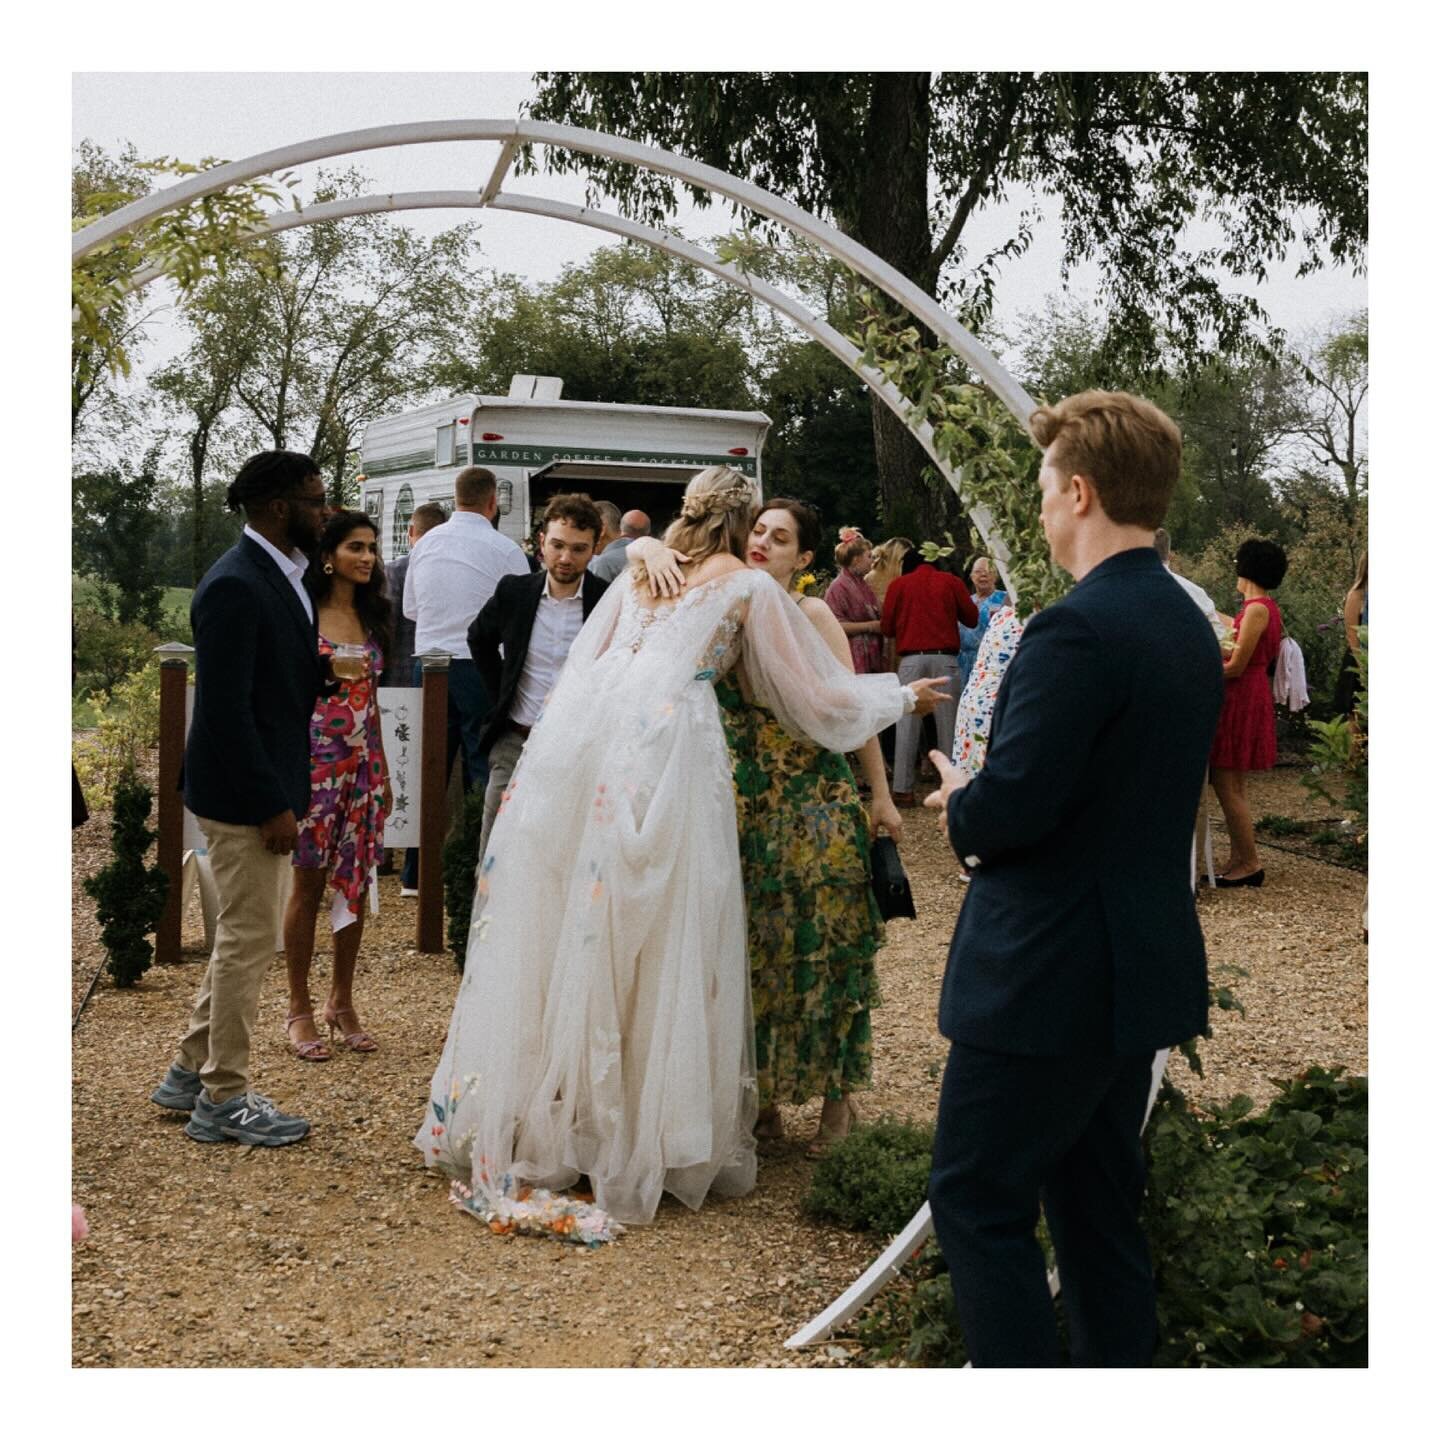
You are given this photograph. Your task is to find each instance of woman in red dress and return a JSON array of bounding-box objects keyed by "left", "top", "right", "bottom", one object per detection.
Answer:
[{"left": 1209, "top": 538, "right": 1287, "bottom": 888}]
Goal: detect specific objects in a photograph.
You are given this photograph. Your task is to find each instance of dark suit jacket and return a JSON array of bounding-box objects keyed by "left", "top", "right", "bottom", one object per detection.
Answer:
[
  {"left": 940, "top": 547, "right": 1224, "bottom": 1057},
  {"left": 181, "top": 536, "right": 328, "bottom": 826},
  {"left": 378, "top": 552, "right": 415, "bottom": 686},
  {"left": 468, "top": 569, "right": 610, "bottom": 757}
]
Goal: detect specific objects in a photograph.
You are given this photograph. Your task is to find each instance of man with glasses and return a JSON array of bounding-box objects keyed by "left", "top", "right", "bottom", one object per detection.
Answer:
[{"left": 150, "top": 451, "right": 330, "bottom": 1147}]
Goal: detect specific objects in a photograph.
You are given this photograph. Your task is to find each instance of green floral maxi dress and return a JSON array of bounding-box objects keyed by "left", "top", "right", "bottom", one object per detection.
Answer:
[{"left": 716, "top": 671, "right": 884, "bottom": 1107}]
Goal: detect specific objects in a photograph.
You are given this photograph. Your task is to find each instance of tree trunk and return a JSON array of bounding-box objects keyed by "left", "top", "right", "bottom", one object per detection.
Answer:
[
  {"left": 849, "top": 73, "right": 972, "bottom": 547},
  {"left": 189, "top": 428, "right": 209, "bottom": 587}
]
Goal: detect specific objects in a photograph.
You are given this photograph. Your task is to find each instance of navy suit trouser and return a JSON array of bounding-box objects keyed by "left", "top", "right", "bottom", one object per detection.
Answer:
[{"left": 929, "top": 1043, "right": 1157, "bottom": 1367}]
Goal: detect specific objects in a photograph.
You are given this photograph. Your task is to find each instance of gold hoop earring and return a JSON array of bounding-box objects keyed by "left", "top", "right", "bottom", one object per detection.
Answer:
[{"left": 323, "top": 562, "right": 334, "bottom": 575}]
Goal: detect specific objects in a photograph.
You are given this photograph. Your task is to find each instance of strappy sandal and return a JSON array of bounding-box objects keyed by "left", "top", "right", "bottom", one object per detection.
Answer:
[
  {"left": 322, "top": 1003, "right": 378, "bottom": 1053},
  {"left": 285, "top": 1012, "right": 331, "bottom": 1062}
]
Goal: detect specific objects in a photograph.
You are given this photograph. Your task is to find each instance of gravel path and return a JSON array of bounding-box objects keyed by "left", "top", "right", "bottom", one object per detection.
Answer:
[{"left": 71, "top": 762, "right": 1367, "bottom": 1367}]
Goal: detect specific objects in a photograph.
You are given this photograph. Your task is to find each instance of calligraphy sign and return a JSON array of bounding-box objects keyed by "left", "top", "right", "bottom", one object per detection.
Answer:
[{"left": 378, "top": 687, "right": 424, "bottom": 847}]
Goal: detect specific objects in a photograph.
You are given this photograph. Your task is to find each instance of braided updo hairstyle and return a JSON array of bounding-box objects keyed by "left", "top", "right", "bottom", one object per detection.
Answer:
[{"left": 656, "top": 465, "right": 758, "bottom": 571}]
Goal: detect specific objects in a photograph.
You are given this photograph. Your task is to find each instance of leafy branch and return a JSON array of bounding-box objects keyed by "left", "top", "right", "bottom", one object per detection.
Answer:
[{"left": 72, "top": 155, "right": 298, "bottom": 415}]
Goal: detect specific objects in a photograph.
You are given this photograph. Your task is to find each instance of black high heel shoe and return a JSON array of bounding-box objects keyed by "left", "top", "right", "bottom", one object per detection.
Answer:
[{"left": 1215, "top": 869, "right": 1265, "bottom": 888}]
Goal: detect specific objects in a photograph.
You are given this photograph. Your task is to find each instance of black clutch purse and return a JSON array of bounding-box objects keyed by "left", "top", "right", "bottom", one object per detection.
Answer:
[{"left": 870, "top": 835, "right": 917, "bottom": 920}]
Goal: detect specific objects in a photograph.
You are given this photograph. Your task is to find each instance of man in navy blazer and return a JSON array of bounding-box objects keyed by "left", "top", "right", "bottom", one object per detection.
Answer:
[
  {"left": 923, "top": 391, "right": 1224, "bottom": 1366},
  {"left": 149, "top": 451, "right": 330, "bottom": 1148}
]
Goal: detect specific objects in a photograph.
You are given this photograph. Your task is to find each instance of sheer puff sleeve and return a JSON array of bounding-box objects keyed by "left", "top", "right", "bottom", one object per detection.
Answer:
[{"left": 741, "top": 570, "right": 910, "bottom": 754}]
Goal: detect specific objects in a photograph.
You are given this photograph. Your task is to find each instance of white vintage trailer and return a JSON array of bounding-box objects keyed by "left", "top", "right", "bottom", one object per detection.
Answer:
[{"left": 359, "top": 375, "right": 770, "bottom": 560}]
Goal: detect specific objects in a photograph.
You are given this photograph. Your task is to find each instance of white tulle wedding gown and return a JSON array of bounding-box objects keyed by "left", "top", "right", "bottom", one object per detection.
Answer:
[{"left": 415, "top": 567, "right": 910, "bottom": 1226}]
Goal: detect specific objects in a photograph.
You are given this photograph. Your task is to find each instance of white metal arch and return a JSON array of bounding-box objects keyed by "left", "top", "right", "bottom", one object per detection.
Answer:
[
  {"left": 73, "top": 117, "right": 1038, "bottom": 553},
  {"left": 72, "top": 117, "right": 1169, "bottom": 1354},
  {"left": 116, "top": 186, "right": 1017, "bottom": 581}
]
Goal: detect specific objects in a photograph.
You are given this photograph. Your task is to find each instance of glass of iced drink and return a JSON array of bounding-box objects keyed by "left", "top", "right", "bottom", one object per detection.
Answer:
[{"left": 331, "top": 642, "right": 369, "bottom": 680}]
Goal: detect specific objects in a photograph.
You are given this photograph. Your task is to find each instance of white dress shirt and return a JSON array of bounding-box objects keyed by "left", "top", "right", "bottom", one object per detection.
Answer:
[
  {"left": 243, "top": 524, "right": 313, "bottom": 622},
  {"left": 1168, "top": 567, "right": 1227, "bottom": 642},
  {"left": 403, "top": 510, "right": 529, "bottom": 659},
  {"left": 510, "top": 574, "right": 587, "bottom": 727}
]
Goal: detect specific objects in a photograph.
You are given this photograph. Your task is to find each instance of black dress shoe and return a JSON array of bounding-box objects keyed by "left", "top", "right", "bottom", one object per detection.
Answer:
[{"left": 1215, "top": 869, "right": 1265, "bottom": 888}]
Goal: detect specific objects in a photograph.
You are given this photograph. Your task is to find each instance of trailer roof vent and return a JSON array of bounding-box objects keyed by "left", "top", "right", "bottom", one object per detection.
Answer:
[{"left": 508, "top": 374, "right": 564, "bottom": 401}]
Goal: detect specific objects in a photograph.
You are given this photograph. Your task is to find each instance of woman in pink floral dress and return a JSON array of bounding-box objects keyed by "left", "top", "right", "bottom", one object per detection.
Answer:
[{"left": 283, "top": 511, "right": 392, "bottom": 1059}]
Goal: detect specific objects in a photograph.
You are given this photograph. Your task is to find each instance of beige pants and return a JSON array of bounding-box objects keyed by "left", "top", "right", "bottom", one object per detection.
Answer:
[
  {"left": 175, "top": 817, "right": 287, "bottom": 1103},
  {"left": 477, "top": 728, "right": 527, "bottom": 863}
]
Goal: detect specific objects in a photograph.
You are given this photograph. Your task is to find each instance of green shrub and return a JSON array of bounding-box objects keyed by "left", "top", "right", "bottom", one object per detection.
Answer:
[
  {"left": 804, "top": 1117, "right": 935, "bottom": 1236},
  {"left": 83, "top": 769, "right": 169, "bottom": 988},
  {"left": 443, "top": 790, "right": 489, "bottom": 973},
  {"left": 73, "top": 606, "right": 157, "bottom": 700},
  {"left": 1144, "top": 1068, "right": 1367, "bottom": 1366},
  {"left": 72, "top": 662, "right": 164, "bottom": 809},
  {"left": 823, "top": 1067, "right": 1367, "bottom": 1367},
  {"left": 1256, "top": 813, "right": 1308, "bottom": 836},
  {"left": 1304, "top": 627, "right": 1367, "bottom": 852}
]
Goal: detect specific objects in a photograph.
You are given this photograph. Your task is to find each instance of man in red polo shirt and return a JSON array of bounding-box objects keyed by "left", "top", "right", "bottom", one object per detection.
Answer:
[{"left": 882, "top": 551, "right": 977, "bottom": 805}]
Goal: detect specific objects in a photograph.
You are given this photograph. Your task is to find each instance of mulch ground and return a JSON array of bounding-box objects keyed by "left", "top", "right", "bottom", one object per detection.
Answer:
[{"left": 71, "top": 755, "right": 1367, "bottom": 1368}]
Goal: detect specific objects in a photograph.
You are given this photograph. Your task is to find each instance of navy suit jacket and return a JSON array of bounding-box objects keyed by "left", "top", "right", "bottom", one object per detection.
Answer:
[
  {"left": 378, "top": 552, "right": 415, "bottom": 687},
  {"left": 940, "top": 547, "right": 1224, "bottom": 1057},
  {"left": 468, "top": 568, "right": 610, "bottom": 758},
  {"left": 181, "top": 536, "right": 328, "bottom": 826}
]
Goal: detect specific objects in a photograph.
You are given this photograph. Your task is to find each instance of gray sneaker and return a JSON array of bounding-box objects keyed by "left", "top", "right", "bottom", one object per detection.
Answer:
[
  {"left": 150, "top": 1062, "right": 203, "bottom": 1112},
  {"left": 184, "top": 1091, "right": 310, "bottom": 1147}
]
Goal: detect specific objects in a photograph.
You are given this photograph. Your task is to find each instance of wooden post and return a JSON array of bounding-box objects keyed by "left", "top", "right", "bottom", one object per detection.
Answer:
[
  {"left": 417, "top": 652, "right": 450, "bottom": 953},
  {"left": 153, "top": 644, "right": 193, "bottom": 964}
]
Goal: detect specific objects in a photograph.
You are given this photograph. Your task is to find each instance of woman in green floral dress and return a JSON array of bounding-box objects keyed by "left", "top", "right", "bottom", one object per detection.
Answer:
[{"left": 644, "top": 498, "right": 906, "bottom": 1156}]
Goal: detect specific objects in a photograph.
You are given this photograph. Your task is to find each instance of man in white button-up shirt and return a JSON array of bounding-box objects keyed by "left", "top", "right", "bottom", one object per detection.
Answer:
[
  {"left": 467, "top": 494, "right": 612, "bottom": 860},
  {"left": 403, "top": 468, "right": 529, "bottom": 814}
]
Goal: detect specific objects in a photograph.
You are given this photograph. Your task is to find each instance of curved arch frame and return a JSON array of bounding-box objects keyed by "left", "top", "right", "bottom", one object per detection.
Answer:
[
  {"left": 74, "top": 122, "right": 1132, "bottom": 1349},
  {"left": 75, "top": 117, "right": 1037, "bottom": 588}
]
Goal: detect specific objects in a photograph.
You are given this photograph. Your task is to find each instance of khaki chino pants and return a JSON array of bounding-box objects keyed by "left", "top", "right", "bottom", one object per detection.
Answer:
[{"left": 175, "top": 816, "right": 288, "bottom": 1103}]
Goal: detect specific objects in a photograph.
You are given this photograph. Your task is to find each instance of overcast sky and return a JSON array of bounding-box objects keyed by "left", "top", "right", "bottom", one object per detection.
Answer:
[{"left": 73, "top": 70, "right": 1367, "bottom": 379}]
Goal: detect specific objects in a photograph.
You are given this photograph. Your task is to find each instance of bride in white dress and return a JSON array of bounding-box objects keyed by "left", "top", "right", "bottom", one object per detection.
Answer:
[{"left": 416, "top": 466, "right": 941, "bottom": 1228}]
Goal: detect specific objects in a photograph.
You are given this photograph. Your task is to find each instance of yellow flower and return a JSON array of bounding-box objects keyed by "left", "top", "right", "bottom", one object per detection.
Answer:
[{"left": 795, "top": 572, "right": 817, "bottom": 595}]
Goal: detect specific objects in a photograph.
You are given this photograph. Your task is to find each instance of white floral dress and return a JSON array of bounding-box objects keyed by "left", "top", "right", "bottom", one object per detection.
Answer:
[{"left": 416, "top": 568, "right": 910, "bottom": 1227}]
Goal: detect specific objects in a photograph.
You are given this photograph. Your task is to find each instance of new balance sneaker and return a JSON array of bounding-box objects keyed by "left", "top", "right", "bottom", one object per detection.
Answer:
[
  {"left": 184, "top": 1091, "right": 310, "bottom": 1147},
  {"left": 150, "top": 1062, "right": 203, "bottom": 1112}
]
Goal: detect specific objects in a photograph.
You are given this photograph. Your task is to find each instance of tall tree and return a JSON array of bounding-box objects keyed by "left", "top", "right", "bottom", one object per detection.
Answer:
[
  {"left": 150, "top": 277, "right": 261, "bottom": 583},
  {"left": 169, "top": 169, "right": 476, "bottom": 506},
  {"left": 72, "top": 143, "right": 294, "bottom": 439},
  {"left": 433, "top": 244, "right": 759, "bottom": 411},
  {"left": 71, "top": 141, "right": 154, "bottom": 439},
  {"left": 72, "top": 448, "right": 167, "bottom": 629},
  {"left": 1282, "top": 310, "right": 1368, "bottom": 519},
  {"left": 525, "top": 72, "right": 1368, "bottom": 536}
]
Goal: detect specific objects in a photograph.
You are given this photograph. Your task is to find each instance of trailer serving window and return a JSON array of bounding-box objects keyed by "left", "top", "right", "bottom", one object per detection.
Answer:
[{"left": 435, "top": 422, "right": 456, "bottom": 467}]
